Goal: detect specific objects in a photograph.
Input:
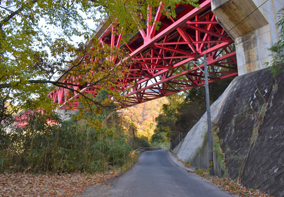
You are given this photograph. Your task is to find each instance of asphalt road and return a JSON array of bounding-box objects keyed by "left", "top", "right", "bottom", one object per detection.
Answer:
[{"left": 110, "top": 150, "right": 232, "bottom": 197}]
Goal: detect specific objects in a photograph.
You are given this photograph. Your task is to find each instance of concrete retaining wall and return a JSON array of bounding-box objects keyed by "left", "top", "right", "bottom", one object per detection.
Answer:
[
  {"left": 190, "top": 135, "right": 224, "bottom": 176},
  {"left": 175, "top": 76, "right": 241, "bottom": 162}
]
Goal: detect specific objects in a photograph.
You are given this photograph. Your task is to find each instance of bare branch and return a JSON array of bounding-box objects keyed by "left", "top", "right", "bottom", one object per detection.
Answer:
[
  {"left": 0, "top": 0, "right": 37, "bottom": 28},
  {"left": 56, "top": 49, "right": 87, "bottom": 83},
  {"left": 0, "top": 84, "right": 12, "bottom": 88},
  {"left": 54, "top": 83, "right": 103, "bottom": 107},
  {"left": 0, "top": 5, "right": 13, "bottom": 12}
]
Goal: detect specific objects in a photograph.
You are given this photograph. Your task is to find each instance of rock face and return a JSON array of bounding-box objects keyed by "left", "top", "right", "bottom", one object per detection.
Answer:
[{"left": 175, "top": 67, "right": 284, "bottom": 197}]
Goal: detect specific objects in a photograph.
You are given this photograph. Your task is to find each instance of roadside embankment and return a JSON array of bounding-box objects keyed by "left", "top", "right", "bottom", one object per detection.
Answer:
[{"left": 174, "top": 67, "right": 284, "bottom": 197}]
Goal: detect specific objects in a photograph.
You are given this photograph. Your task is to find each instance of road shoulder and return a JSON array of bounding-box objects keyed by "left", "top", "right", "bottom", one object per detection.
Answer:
[
  {"left": 167, "top": 150, "right": 195, "bottom": 172},
  {"left": 167, "top": 150, "right": 237, "bottom": 197}
]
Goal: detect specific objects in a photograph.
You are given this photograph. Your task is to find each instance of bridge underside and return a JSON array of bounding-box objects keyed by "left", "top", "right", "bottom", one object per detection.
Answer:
[{"left": 48, "top": 0, "right": 238, "bottom": 109}]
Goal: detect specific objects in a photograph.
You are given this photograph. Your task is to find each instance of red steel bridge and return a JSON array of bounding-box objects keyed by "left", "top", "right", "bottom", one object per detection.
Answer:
[{"left": 48, "top": 0, "right": 237, "bottom": 109}]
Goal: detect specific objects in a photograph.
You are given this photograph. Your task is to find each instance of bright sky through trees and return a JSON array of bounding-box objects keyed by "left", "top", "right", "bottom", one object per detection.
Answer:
[{"left": 0, "top": 0, "right": 199, "bottom": 121}]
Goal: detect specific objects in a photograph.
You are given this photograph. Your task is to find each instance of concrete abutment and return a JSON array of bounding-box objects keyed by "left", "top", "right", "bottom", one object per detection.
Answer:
[{"left": 212, "top": 0, "right": 284, "bottom": 75}]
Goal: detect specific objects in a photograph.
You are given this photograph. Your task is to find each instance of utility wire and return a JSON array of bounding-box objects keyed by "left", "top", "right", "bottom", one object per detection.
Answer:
[
  {"left": 222, "top": 0, "right": 269, "bottom": 38},
  {"left": 196, "top": 0, "right": 269, "bottom": 57}
]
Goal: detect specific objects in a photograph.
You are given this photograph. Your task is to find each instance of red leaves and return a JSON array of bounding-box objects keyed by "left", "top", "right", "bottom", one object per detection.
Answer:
[{"left": 0, "top": 170, "right": 119, "bottom": 196}]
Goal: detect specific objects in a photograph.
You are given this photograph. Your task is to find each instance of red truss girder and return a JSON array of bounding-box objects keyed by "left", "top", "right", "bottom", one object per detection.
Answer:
[{"left": 48, "top": 0, "right": 238, "bottom": 109}]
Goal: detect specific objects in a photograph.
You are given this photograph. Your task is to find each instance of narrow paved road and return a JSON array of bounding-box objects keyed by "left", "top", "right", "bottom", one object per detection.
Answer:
[{"left": 110, "top": 150, "right": 232, "bottom": 197}]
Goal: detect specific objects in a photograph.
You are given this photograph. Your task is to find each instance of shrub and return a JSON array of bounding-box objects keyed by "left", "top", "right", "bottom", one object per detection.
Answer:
[{"left": 0, "top": 113, "right": 131, "bottom": 173}]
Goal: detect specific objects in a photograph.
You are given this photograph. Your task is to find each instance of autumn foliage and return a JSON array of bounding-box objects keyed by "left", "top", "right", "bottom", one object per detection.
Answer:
[{"left": 0, "top": 171, "right": 119, "bottom": 196}]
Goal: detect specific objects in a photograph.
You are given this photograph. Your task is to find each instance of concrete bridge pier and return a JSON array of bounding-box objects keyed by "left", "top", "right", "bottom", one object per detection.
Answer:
[
  {"left": 212, "top": 0, "right": 284, "bottom": 75},
  {"left": 55, "top": 108, "right": 76, "bottom": 121}
]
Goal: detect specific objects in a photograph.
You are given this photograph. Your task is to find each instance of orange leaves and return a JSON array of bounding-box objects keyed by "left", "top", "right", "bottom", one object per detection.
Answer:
[
  {"left": 120, "top": 97, "right": 167, "bottom": 140},
  {"left": 0, "top": 170, "right": 119, "bottom": 196},
  {"left": 209, "top": 177, "right": 271, "bottom": 197},
  {"left": 193, "top": 173, "right": 271, "bottom": 197}
]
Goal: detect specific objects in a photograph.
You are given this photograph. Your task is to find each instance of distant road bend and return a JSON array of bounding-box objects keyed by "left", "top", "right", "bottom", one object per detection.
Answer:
[{"left": 110, "top": 150, "right": 232, "bottom": 197}]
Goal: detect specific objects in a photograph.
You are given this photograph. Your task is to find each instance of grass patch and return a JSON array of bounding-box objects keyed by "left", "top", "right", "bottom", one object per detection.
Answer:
[
  {"left": 184, "top": 160, "right": 191, "bottom": 167},
  {"left": 212, "top": 127, "right": 227, "bottom": 172},
  {"left": 196, "top": 168, "right": 210, "bottom": 176}
]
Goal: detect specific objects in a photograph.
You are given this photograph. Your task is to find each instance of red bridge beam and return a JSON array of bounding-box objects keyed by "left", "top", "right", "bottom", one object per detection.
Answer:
[{"left": 49, "top": 0, "right": 238, "bottom": 109}]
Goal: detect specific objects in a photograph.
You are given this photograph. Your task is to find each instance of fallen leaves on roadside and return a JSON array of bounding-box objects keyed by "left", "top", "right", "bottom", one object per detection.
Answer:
[
  {"left": 192, "top": 169, "right": 271, "bottom": 197},
  {"left": 170, "top": 151, "right": 271, "bottom": 197},
  {"left": 0, "top": 170, "right": 119, "bottom": 196},
  {"left": 207, "top": 176, "right": 271, "bottom": 197}
]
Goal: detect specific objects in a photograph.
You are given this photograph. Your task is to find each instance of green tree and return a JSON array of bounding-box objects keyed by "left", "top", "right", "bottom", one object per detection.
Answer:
[
  {"left": 152, "top": 94, "right": 183, "bottom": 142},
  {"left": 267, "top": 7, "right": 284, "bottom": 77},
  {"left": 0, "top": 0, "right": 199, "bottom": 121},
  {"left": 153, "top": 77, "right": 235, "bottom": 144},
  {"left": 0, "top": 91, "right": 134, "bottom": 173}
]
